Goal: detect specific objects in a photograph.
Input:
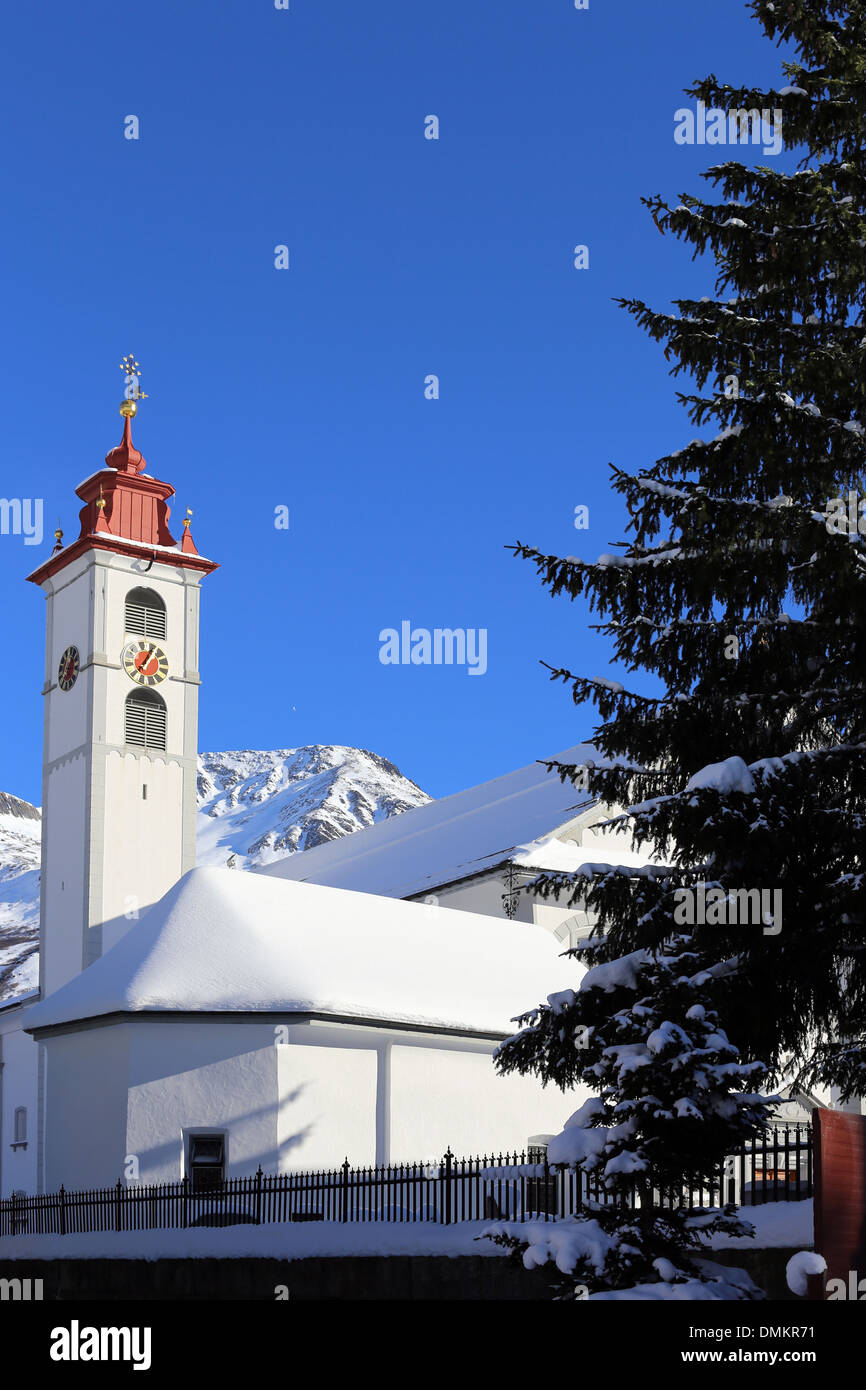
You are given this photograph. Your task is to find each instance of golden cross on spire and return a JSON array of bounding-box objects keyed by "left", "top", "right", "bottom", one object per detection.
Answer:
[{"left": 119, "top": 354, "right": 149, "bottom": 417}]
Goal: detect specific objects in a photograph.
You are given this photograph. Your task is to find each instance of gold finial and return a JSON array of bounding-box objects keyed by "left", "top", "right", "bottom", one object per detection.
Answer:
[
  {"left": 96, "top": 484, "right": 106, "bottom": 511},
  {"left": 183, "top": 507, "right": 193, "bottom": 529},
  {"left": 119, "top": 354, "right": 149, "bottom": 417}
]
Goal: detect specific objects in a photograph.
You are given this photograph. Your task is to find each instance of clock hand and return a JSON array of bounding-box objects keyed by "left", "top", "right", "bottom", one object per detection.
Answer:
[{"left": 136, "top": 644, "right": 160, "bottom": 677}]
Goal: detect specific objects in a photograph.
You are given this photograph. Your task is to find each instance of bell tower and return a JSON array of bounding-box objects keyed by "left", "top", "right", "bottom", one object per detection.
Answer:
[{"left": 28, "top": 361, "right": 218, "bottom": 996}]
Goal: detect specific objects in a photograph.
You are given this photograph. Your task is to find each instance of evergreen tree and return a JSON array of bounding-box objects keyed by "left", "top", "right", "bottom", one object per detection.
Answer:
[
  {"left": 488, "top": 937, "right": 770, "bottom": 1298},
  {"left": 492, "top": 0, "right": 866, "bottom": 1293}
]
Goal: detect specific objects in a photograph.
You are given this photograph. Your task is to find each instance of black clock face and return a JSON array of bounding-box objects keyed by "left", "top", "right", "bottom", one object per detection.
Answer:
[
  {"left": 122, "top": 640, "right": 169, "bottom": 687},
  {"left": 58, "top": 645, "right": 80, "bottom": 692}
]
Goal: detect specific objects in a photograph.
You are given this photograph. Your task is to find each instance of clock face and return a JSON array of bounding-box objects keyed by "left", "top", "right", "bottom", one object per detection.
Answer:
[
  {"left": 123, "top": 640, "right": 169, "bottom": 687},
  {"left": 58, "top": 645, "right": 80, "bottom": 692}
]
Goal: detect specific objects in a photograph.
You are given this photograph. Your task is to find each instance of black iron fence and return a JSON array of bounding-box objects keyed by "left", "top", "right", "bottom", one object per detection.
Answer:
[{"left": 0, "top": 1124, "right": 812, "bottom": 1238}]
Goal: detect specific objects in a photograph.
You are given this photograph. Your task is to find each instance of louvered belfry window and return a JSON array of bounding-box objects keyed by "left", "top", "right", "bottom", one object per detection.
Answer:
[
  {"left": 125, "top": 690, "right": 167, "bottom": 751},
  {"left": 125, "top": 586, "right": 166, "bottom": 640}
]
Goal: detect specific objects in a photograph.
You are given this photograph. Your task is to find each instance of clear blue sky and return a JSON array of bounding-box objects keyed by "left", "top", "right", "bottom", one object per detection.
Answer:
[{"left": 0, "top": 0, "right": 795, "bottom": 805}]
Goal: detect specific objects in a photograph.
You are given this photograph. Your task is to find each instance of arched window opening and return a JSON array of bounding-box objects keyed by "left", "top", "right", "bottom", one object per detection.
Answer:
[
  {"left": 125, "top": 689, "right": 166, "bottom": 751},
  {"left": 125, "top": 587, "right": 166, "bottom": 640}
]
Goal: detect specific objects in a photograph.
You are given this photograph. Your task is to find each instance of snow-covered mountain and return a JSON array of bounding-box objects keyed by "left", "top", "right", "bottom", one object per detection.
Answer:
[
  {"left": 0, "top": 747, "right": 430, "bottom": 1004},
  {"left": 196, "top": 747, "right": 430, "bottom": 869},
  {"left": 0, "top": 792, "right": 42, "bottom": 1003}
]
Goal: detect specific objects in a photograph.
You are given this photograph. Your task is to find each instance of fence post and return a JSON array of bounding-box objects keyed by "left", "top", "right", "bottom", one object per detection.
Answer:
[
  {"left": 254, "top": 1164, "right": 263, "bottom": 1226},
  {"left": 725, "top": 1155, "right": 736, "bottom": 1206},
  {"left": 182, "top": 1174, "right": 189, "bottom": 1229},
  {"left": 58, "top": 1184, "right": 66, "bottom": 1237},
  {"left": 543, "top": 1149, "right": 550, "bottom": 1223},
  {"left": 114, "top": 1179, "right": 123, "bottom": 1233},
  {"left": 340, "top": 1158, "right": 350, "bottom": 1224},
  {"left": 443, "top": 1148, "right": 453, "bottom": 1225}
]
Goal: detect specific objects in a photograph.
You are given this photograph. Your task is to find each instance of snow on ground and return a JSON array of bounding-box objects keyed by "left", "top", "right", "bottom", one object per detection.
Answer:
[
  {"left": 588, "top": 1267, "right": 754, "bottom": 1301},
  {"left": 0, "top": 1220, "right": 505, "bottom": 1263},
  {"left": 0, "top": 1202, "right": 812, "bottom": 1264},
  {"left": 709, "top": 1200, "right": 812, "bottom": 1250}
]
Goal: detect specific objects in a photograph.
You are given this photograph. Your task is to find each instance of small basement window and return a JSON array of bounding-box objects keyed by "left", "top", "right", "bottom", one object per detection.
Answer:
[{"left": 189, "top": 1135, "right": 226, "bottom": 1193}]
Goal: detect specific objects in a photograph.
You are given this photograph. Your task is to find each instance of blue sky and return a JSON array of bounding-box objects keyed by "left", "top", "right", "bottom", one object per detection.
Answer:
[{"left": 0, "top": 0, "right": 795, "bottom": 805}]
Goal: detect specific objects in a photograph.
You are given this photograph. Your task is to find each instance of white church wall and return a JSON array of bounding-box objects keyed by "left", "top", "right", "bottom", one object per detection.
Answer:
[
  {"left": 0, "top": 1012, "right": 40, "bottom": 1196},
  {"left": 125, "top": 1021, "right": 280, "bottom": 1183},
  {"left": 100, "top": 560, "right": 195, "bottom": 692},
  {"left": 42, "top": 557, "right": 90, "bottom": 764},
  {"left": 276, "top": 1037, "right": 378, "bottom": 1170},
  {"left": 388, "top": 1041, "right": 574, "bottom": 1162},
  {"left": 36, "top": 1013, "right": 576, "bottom": 1191},
  {"left": 42, "top": 1025, "right": 130, "bottom": 1191},
  {"left": 40, "top": 754, "right": 89, "bottom": 994},
  {"left": 275, "top": 1019, "right": 575, "bottom": 1167},
  {"left": 100, "top": 751, "right": 186, "bottom": 930}
]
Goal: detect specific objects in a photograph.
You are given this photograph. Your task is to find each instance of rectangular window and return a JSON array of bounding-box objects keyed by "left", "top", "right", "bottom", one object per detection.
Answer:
[
  {"left": 12, "top": 1107, "right": 27, "bottom": 1146},
  {"left": 189, "top": 1135, "right": 225, "bottom": 1193}
]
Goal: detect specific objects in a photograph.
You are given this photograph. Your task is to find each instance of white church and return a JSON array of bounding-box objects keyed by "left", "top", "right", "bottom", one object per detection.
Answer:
[
  {"left": 0, "top": 390, "right": 836, "bottom": 1206},
  {"left": 0, "top": 393, "right": 658, "bottom": 1200}
]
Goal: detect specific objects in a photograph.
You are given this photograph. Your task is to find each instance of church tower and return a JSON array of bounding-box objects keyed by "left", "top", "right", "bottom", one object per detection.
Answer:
[{"left": 27, "top": 362, "right": 218, "bottom": 996}]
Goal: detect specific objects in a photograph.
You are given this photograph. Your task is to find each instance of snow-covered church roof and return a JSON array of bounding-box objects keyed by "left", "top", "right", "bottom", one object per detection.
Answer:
[
  {"left": 23, "top": 867, "right": 572, "bottom": 1037},
  {"left": 258, "top": 745, "right": 597, "bottom": 898}
]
